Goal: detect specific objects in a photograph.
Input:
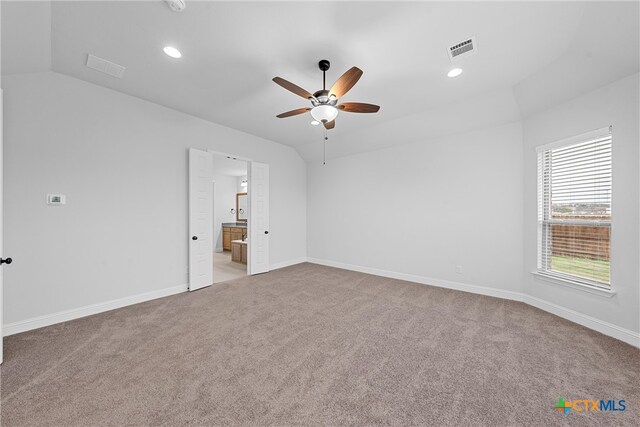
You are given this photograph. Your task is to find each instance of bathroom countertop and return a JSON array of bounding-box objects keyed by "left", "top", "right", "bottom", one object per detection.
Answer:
[
  {"left": 231, "top": 240, "right": 248, "bottom": 245},
  {"left": 222, "top": 222, "right": 247, "bottom": 227}
]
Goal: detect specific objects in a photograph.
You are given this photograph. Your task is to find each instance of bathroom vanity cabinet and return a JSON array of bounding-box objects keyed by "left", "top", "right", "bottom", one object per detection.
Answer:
[
  {"left": 231, "top": 240, "right": 248, "bottom": 264},
  {"left": 223, "top": 225, "right": 246, "bottom": 251}
]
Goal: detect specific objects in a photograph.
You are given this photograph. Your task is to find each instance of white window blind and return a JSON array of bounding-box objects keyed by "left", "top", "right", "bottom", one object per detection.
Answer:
[{"left": 537, "top": 127, "right": 612, "bottom": 288}]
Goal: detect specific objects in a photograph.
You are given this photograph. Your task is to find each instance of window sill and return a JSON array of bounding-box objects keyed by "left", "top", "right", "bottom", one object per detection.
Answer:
[{"left": 531, "top": 272, "right": 616, "bottom": 298}]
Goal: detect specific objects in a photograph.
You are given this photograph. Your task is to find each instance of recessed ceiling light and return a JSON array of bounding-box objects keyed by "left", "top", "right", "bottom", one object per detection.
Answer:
[
  {"left": 447, "top": 68, "right": 463, "bottom": 78},
  {"left": 163, "top": 46, "right": 182, "bottom": 59},
  {"left": 311, "top": 120, "right": 320, "bottom": 126}
]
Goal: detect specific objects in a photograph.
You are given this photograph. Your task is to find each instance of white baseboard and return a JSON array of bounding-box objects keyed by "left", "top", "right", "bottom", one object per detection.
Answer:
[
  {"left": 270, "top": 257, "right": 307, "bottom": 271},
  {"left": 307, "top": 258, "right": 640, "bottom": 348},
  {"left": 3, "top": 284, "right": 188, "bottom": 337},
  {"left": 5, "top": 259, "right": 638, "bottom": 348},
  {"left": 307, "top": 258, "right": 523, "bottom": 302},
  {"left": 523, "top": 295, "right": 640, "bottom": 348},
  {"left": 2, "top": 258, "right": 306, "bottom": 336}
]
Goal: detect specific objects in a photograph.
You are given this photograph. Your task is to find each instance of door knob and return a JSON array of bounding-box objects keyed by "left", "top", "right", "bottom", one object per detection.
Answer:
[
  {"left": 192, "top": 236, "right": 198, "bottom": 240},
  {"left": 0, "top": 257, "right": 12, "bottom": 265},
  {"left": 264, "top": 231, "right": 269, "bottom": 234}
]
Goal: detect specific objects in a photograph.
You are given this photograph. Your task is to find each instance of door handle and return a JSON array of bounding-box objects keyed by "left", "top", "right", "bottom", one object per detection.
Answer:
[
  {"left": 1, "top": 257, "right": 12, "bottom": 265},
  {"left": 264, "top": 231, "right": 269, "bottom": 234},
  {"left": 192, "top": 236, "right": 198, "bottom": 240}
]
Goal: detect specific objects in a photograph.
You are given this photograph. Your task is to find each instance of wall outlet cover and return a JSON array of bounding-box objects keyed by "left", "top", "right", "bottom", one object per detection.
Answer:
[{"left": 47, "top": 194, "right": 66, "bottom": 205}]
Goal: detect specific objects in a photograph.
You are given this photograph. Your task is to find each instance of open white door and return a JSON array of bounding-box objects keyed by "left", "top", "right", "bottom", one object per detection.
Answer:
[
  {"left": 188, "top": 148, "right": 214, "bottom": 291},
  {"left": 249, "top": 162, "right": 269, "bottom": 275}
]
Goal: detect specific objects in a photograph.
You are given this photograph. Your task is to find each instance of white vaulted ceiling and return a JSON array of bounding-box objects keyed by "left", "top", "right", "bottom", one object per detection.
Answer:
[{"left": 2, "top": 1, "right": 638, "bottom": 161}]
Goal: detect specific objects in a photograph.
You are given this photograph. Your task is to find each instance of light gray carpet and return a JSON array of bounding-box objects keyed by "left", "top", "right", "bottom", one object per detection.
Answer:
[{"left": 1, "top": 263, "right": 638, "bottom": 426}]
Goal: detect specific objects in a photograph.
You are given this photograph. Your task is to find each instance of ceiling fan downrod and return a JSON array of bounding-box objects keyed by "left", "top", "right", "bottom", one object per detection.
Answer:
[{"left": 319, "top": 60, "right": 330, "bottom": 91}]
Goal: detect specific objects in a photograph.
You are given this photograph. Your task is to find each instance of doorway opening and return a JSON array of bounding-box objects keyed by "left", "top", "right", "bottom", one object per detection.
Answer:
[
  {"left": 212, "top": 155, "right": 248, "bottom": 283},
  {"left": 189, "top": 148, "right": 270, "bottom": 291}
]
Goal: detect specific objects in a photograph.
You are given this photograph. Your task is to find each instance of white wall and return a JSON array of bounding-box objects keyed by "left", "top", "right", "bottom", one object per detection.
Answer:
[
  {"left": 213, "top": 173, "right": 239, "bottom": 252},
  {"left": 2, "top": 71, "right": 306, "bottom": 328},
  {"left": 308, "top": 122, "right": 524, "bottom": 296},
  {"left": 3, "top": 69, "right": 636, "bottom": 343},
  {"left": 522, "top": 73, "right": 639, "bottom": 334},
  {"left": 237, "top": 175, "right": 247, "bottom": 193}
]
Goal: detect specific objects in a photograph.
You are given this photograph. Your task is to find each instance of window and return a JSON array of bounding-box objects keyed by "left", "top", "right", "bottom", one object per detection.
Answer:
[{"left": 537, "top": 127, "right": 612, "bottom": 289}]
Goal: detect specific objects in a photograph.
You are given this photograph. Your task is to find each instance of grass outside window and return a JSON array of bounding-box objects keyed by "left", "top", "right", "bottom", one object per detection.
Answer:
[{"left": 551, "top": 255, "right": 610, "bottom": 285}]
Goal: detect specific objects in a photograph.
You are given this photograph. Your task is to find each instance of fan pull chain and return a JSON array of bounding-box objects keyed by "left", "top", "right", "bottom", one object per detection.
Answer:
[{"left": 323, "top": 128, "right": 328, "bottom": 165}]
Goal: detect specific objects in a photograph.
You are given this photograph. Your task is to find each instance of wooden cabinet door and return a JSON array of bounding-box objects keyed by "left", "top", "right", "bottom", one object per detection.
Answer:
[
  {"left": 241, "top": 244, "right": 248, "bottom": 263},
  {"left": 231, "top": 243, "right": 241, "bottom": 262},
  {"left": 223, "top": 230, "right": 231, "bottom": 250},
  {"left": 231, "top": 231, "right": 243, "bottom": 242}
]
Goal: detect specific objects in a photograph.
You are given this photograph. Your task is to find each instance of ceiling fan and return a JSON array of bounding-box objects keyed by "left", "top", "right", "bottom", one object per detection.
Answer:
[{"left": 273, "top": 60, "right": 380, "bottom": 130}]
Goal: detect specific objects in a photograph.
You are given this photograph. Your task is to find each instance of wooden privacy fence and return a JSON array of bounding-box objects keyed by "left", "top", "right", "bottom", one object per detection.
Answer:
[{"left": 551, "top": 216, "right": 610, "bottom": 261}]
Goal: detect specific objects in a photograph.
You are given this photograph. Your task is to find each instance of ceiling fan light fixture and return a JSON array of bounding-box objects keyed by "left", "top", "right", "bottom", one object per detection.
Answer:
[
  {"left": 310, "top": 120, "right": 321, "bottom": 126},
  {"left": 310, "top": 105, "right": 338, "bottom": 123}
]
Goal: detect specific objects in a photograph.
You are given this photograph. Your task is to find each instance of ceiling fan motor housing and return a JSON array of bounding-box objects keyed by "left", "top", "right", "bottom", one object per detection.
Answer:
[{"left": 311, "top": 90, "right": 338, "bottom": 107}]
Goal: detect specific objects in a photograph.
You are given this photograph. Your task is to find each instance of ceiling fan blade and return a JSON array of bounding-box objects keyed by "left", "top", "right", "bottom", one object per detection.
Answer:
[
  {"left": 276, "top": 107, "right": 310, "bottom": 118},
  {"left": 329, "top": 66, "right": 363, "bottom": 98},
  {"left": 272, "top": 77, "right": 314, "bottom": 100},
  {"left": 324, "top": 119, "right": 335, "bottom": 130},
  {"left": 337, "top": 102, "right": 380, "bottom": 113}
]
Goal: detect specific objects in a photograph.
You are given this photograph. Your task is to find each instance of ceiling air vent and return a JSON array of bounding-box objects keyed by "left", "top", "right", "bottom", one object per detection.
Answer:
[
  {"left": 86, "top": 54, "right": 126, "bottom": 79},
  {"left": 447, "top": 37, "right": 477, "bottom": 62}
]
